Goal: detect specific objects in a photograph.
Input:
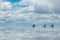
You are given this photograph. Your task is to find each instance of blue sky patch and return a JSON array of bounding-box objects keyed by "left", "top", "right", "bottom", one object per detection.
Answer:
[{"left": 4, "top": 0, "right": 22, "bottom": 3}]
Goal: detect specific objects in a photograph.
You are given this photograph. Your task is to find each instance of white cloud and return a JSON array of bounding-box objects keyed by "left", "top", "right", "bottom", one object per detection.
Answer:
[
  {"left": 0, "top": 0, "right": 60, "bottom": 23},
  {"left": 0, "top": 2, "right": 12, "bottom": 10}
]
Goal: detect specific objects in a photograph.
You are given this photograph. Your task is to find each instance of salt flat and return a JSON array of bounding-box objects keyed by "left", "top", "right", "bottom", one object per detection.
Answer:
[{"left": 0, "top": 26, "right": 60, "bottom": 40}]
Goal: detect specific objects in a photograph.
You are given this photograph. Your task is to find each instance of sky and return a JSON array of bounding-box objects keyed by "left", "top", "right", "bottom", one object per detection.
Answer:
[{"left": 0, "top": 0, "right": 60, "bottom": 27}]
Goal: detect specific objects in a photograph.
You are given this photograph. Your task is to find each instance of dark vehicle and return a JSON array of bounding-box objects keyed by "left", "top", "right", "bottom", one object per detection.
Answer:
[
  {"left": 32, "top": 24, "right": 35, "bottom": 29},
  {"left": 43, "top": 24, "right": 46, "bottom": 28},
  {"left": 50, "top": 24, "right": 54, "bottom": 28}
]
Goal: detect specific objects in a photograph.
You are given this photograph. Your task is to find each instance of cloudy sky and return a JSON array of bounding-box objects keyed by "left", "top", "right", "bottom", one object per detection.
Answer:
[{"left": 0, "top": 0, "right": 60, "bottom": 27}]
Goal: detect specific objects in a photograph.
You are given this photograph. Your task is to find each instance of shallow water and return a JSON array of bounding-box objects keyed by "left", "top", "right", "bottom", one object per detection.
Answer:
[{"left": 0, "top": 26, "right": 60, "bottom": 40}]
